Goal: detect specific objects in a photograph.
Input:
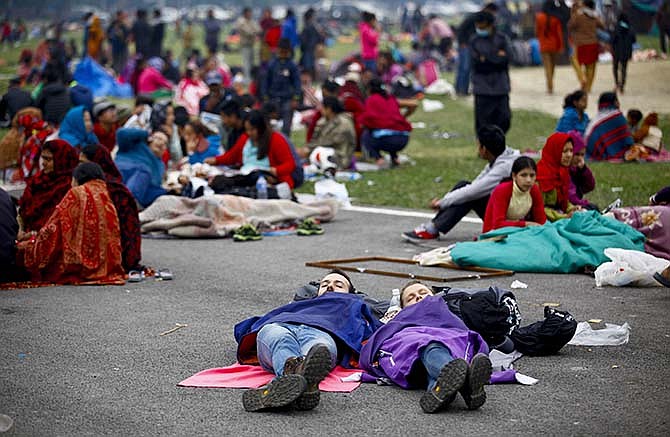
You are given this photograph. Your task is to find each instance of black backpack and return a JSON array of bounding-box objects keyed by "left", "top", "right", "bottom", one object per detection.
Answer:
[
  {"left": 511, "top": 306, "right": 577, "bottom": 356},
  {"left": 434, "top": 285, "right": 521, "bottom": 349}
]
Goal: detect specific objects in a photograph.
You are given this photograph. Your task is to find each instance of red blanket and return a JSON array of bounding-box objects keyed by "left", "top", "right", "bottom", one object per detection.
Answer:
[{"left": 178, "top": 363, "right": 362, "bottom": 392}]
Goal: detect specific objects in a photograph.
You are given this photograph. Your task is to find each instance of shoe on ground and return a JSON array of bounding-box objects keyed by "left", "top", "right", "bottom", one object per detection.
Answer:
[
  {"left": 296, "top": 218, "right": 324, "bottom": 236},
  {"left": 283, "top": 344, "right": 333, "bottom": 410},
  {"left": 602, "top": 198, "right": 622, "bottom": 214},
  {"left": 459, "top": 353, "right": 492, "bottom": 410},
  {"left": 419, "top": 358, "right": 468, "bottom": 413},
  {"left": 242, "top": 374, "right": 307, "bottom": 412},
  {"left": 402, "top": 225, "right": 438, "bottom": 243},
  {"left": 233, "top": 224, "right": 263, "bottom": 242},
  {"left": 653, "top": 271, "right": 670, "bottom": 288}
]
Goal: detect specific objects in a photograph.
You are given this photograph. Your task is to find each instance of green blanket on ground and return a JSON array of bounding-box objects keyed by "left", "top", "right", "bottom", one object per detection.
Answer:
[{"left": 451, "top": 211, "right": 645, "bottom": 273}]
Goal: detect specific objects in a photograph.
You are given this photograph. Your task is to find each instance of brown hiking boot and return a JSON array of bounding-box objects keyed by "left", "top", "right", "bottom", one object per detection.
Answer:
[
  {"left": 283, "top": 344, "right": 333, "bottom": 410},
  {"left": 242, "top": 374, "right": 307, "bottom": 412}
]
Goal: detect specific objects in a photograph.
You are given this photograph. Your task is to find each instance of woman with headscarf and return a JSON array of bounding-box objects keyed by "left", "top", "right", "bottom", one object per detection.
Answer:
[
  {"left": 115, "top": 127, "right": 167, "bottom": 208},
  {"left": 536, "top": 0, "right": 565, "bottom": 94},
  {"left": 536, "top": 132, "right": 580, "bottom": 221},
  {"left": 13, "top": 110, "right": 53, "bottom": 181},
  {"left": 16, "top": 162, "right": 126, "bottom": 285},
  {"left": 19, "top": 139, "right": 79, "bottom": 232},
  {"left": 80, "top": 145, "right": 142, "bottom": 272},
  {"left": 58, "top": 106, "right": 99, "bottom": 148}
]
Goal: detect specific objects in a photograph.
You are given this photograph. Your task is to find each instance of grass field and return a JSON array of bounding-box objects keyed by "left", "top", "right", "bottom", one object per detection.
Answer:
[{"left": 2, "top": 25, "right": 668, "bottom": 211}]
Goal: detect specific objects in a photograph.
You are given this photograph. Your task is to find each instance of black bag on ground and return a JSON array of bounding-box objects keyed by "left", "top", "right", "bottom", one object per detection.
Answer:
[
  {"left": 511, "top": 306, "right": 577, "bottom": 356},
  {"left": 434, "top": 285, "right": 521, "bottom": 349}
]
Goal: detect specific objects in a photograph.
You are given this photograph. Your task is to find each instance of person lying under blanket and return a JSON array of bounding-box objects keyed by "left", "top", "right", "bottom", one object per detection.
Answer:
[
  {"left": 234, "top": 270, "right": 383, "bottom": 412},
  {"left": 360, "top": 281, "right": 493, "bottom": 413}
]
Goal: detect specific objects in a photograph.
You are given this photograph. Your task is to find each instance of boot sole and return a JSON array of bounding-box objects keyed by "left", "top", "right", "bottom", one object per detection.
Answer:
[
  {"left": 242, "top": 375, "right": 307, "bottom": 412},
  {"left": 293, "top": 345, "right": 333, "bottom": 411},
  {"left": 461, "top": 354, "right": 492, "bottom": 411},
  {"left": 419, "top": 358, "right": 468, "bottom": 413}
]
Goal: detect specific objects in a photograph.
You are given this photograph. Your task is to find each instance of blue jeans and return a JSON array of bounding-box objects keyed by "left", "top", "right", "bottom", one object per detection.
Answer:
[
  {"left": 455, "top": 46, "right": 471, "bottom": 95},
  {"left": 256, "top": 322, "right": 338, "bottom": 376},
  {"left": 361, "top": 130, "right": 409, "bottom": 161},
  {"left": 420, "top": 342, "right": 454, "bottom": 389}
]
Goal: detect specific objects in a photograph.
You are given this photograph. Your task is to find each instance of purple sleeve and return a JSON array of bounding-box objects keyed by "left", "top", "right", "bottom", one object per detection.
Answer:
[
  {"left": 568, "top": 179, "right": 589, "bottom": 207},
  {"left": 579, "top": 166, "right": 596, "bottom": 194}
]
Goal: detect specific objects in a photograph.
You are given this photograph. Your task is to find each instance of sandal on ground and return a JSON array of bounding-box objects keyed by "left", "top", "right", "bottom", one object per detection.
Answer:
[
  {"left": 156, "top": 269, "right": 173, "bottom": 280},
  {"left": 296, "top": 218, "right": 324, "bottom": 236},
  {"left": 128, "top": 271, "right": 144, "bottom": 283},
  {"left": 233, "top": 224, "right": 263, "bottom": 242}
]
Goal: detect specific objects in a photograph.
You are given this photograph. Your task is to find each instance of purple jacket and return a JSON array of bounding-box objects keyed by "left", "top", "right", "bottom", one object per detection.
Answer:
[
  {"left": 569, "top": 165, "right": 596, "bottom": 207},
  {"left": 359, "top": 295, "right": 489, "bottom": 389}
]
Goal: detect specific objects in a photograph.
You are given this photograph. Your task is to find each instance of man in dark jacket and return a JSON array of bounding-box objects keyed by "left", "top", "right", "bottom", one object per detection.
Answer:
[
  {"left": 36, "top": 64, "right": 70, "bottom": 126},
  {"left": 234, "top": 270, "right": 382, "bottom": 412},
  {"left": 455, "top": 2, "right": 498, "bottom": 96},
  {"left": 470, "top": 11, "right": 512, "bottom": 134},
  {"left": 130, "top": 9, "right": 151, "bottom": 57},
  {"left": 0, "top": 77, "right": 32, "bottom": 126},
  {"left": 262, "top": 38, "right": 301, "bottom": 136}
]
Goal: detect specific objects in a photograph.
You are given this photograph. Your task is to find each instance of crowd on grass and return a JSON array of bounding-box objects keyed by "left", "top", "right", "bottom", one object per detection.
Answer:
[{"left": 0, "top": 0, "right": 669, "bottom": 416}]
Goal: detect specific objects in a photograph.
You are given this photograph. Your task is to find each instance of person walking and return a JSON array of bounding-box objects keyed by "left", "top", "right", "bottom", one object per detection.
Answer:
[
  {"left": 203, "top": 9, "right": 221, "bottom": 56},
  {"left": 535, "top": 0, "right": 565, "bottom": 94},
  {"left": 611, "top": 13, "right": 636, "bottom": 94},
  {"left": 236, "top": 7, "right": 261, "bottom": 81},
  {"left": 107, "top": 11, "right": 129, "bottom": 74},
  {"left": 658, "top": 0, "right": 670, "bottom": 59},
  {"left": 568, "top": 0, "right": 604, "bottom": 93}
]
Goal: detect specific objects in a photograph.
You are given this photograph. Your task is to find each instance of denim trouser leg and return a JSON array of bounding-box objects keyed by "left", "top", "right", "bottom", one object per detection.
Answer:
[
  {"left": 256, "top": 322, "right": 338, "bottom": 376},
  {"left": 455, "top": 46, "right": 471, "bottom": 95},
  {"left": 420, "top": 341, "right": 454, "bottom": 390},
  {"left": 361, "top": 131, "right": 409, "bottom": 160}
]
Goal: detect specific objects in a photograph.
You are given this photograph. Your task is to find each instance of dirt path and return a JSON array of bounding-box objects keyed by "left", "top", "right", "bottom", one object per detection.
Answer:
[{"left": 507, "top": 59, "right": 670, "bottom": 117}]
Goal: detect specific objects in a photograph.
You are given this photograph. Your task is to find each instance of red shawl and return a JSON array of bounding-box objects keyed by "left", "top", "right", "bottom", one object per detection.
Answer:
[
  {"left": 17, "top": 179, "right": 126, "bottom": 285},
  {"left": 537, "top": 132, "right": 571, "bottom": 211},
  {"left": 85, "top": 145, "right": 142, "bottom": 271},
  {"left": 19, "top": 139, "right": 79, "bottom": 232},
  {"left": 16, "top": 114, "right": 53, "bottom": 181}
]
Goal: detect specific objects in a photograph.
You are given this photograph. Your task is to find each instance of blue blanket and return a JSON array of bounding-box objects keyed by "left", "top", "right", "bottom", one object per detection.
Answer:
[
  {"left": 234, "top": 293, "right": 383, "bottom": 367},
  {"left": 451, "top": 211, "right": 645, "bottom": 273}
]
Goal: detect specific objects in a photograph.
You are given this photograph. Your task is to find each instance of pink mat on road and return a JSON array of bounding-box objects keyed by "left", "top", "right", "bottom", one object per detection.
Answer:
[{"left": 178, "top": 363, "right": 362, "bottom": 392}]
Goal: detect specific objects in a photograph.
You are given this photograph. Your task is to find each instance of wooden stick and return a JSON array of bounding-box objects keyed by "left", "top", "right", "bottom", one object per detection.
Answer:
[{"left": 159, "top": 323, "right": 188, "bottom": 336}]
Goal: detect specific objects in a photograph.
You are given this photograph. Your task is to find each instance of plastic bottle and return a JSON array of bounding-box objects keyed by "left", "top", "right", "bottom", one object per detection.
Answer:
[
  {"left": 388, "top": 288, "right": 401, "bottom": 312},
  {"left": 256, "top": 175, "right": 268, "bottom": 199}
]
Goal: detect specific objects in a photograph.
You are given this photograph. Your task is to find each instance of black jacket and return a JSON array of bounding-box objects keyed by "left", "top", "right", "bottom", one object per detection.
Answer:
[
  {"left": 36, "top": 82, "right": 71, "bottom": 125},
  {"left": 470, "top": 31, "right": 511, "bottom": 96},
  {"left": 0, "top": 87, "right": 33, "bottom": 122}
]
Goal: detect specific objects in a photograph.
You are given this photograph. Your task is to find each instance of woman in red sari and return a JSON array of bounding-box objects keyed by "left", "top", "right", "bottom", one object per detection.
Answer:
[
  {"left": 16, "top": 162, "right": 126, "bottom": 285},
  {"left": 80, "top": 144, "right": 142, "bottom": 271},
  {"left": 18, "top": 139, "right": 79, "bottom": 232}
]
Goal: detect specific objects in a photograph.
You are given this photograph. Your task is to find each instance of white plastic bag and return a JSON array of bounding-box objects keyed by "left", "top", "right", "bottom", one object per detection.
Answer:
[
  {"left": 422, "top": 99, "right": 445, "bottom": 112},
  {"left": 568, "top": 321, "right": 630, "bottom": 346},
  {"left": 594, "top": 248, "right": 670, "bottom": 287},
  {"left": 424, "top": 79, "right": 455, "bottom": 96},
  {"left": 314, "top": 178, "right": 350, "bottom": 207}
]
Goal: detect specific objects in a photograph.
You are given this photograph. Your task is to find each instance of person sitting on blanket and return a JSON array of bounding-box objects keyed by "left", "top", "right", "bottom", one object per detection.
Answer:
[
  {"left": 584, "top": 92, "right": 633, "bottom": 161},
  {"left": 567, "top": 130, "right": 599, "bottom": 211},
  {"left": 403, "top": 124, "right": 520, "bottom": 242},
  {"left": 234, "top": 269, "right": 383, "bottom": 412},
  {"left": 15, "top": 162, "right": 126, "bottom": 285},
  {"left": 482, "top": 156, "right": 547, "bottom": 233},
  {"left": 537, "top": 132, "right": 582, "bottom": 221},
  {"left": 360, "top": 281, "right": 492, "bottom": 414},
  {"left": 555, "top": 90, "right": 590, "bottom": 137}
]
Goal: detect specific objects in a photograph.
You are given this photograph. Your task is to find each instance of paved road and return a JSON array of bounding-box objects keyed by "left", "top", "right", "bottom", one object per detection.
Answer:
[{"left": 1, "top": 208, "right": 669, "bottom": 436}]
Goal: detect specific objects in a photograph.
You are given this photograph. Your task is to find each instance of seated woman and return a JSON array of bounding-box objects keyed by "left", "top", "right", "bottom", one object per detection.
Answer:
[
  {"left": 482, "top": 156, "right": 546, "bottom": 233},
  {"left": 19, "top": 139, "right": 79, "bottom": 232},
  {"left": 360, "top": 78, "right": 412, "bottom": 167},
  {"left": 183, "top": 119, "right": 219, "bottom": 164},
  {"left": 376, "top": 51, "right": 404, "bottom": 86},
  {"left": 174, "top": 69, "right": 209, "bottom": 117},
  {"left": 14, "top": 111, "right": 53, "bottom": 182},
  {"left": 555, "top": 90, "right": 590, "bottom": 137},
  {"left": 58, "top": 106, "right": 99, "bottom": 149},
  {"left": 299, "top": 97, "right": 356, "bottom": 170},
  {"left": 205, "top": 110, "right": 296, "bottom": 195},
  {"left": 360, "top": 281, "right": 492, "bottom": 414},
  {"left": 568, "top": 131, "right": 598, "bottom": 210},
  {"left": 16, "top": 162, "right": 126, "bottom": 285},
  {"left": 133, "top": 57, "right": 174, "bottom": 97},
  {"left": 537, "top": 132, "right": 580, "bottom": 221},
  {"left": 585, "top": 92, "right": 633, "bottom": 160},
  {"left": 80, "top": 145, "right": 142, "bottom": 272},
  {"left": 115, "top": 128, "right": 168, "bottom": 208}
]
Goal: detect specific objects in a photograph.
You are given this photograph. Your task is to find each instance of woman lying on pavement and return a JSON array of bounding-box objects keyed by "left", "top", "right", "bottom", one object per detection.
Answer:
[{"left": 359, "top": 281, "right": 492, "bottom": 413}]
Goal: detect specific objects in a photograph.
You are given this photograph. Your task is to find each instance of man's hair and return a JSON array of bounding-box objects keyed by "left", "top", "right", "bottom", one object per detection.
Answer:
[
  {"left": 221, "top": 99, "right": 242, "bottom": 118},
  {"left": 322, "top": 96, "right": 344, "bottom": 114},
  {"left": 475, "top": 11, "right": 495, "bottom": 25},
  {"left": 322, "top": 79, "right": 340, "bottom": 95},
  {"left": 173, "top": 106, "right": 189, "bottom": 127},
  {"left": 73, "top": 162, "right": 105, "bottom": 185},
  {"left": 326, "top": 269, "right": 355, "bottom": 293},
  {"left": 477, "top": 124, "right": 506, "bottom": 157},
  {"left": 483, "top": 2, "right": 499, "bottom": 12},
  {"left": 399, "top": 280, "right": 424, "bottom": 308},
  {"left": 598, "top": 92, "right": 618, "bottom": 107}
]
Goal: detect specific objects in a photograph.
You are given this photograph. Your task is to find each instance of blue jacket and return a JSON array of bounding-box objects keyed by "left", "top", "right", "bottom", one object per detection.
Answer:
[
  {"left": 58, "top": 106, "right": 99, "bottom": 148},
  {"left": 262, "top": 57, "right": 301, "bottom": 101},
  {"left": 281, "top": 15, "right": 299, "bottom": 49},
  {"left": 556, "top": 107, "right": 590, "bottom": 137},
  {"left": 235, "top": 293, "right": 383, "bottom": 367},
  {"left": 115, "top": 128, "right": 166, "bottom": 207}
]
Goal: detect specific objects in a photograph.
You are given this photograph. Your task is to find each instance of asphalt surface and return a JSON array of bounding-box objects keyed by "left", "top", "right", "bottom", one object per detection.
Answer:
[{"left": 1, "top": 208, "right": 669, "bottom": 436}]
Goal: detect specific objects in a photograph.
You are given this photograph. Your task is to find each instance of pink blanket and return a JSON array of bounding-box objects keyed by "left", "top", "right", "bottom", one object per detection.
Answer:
[{"left": 178, "top": 363, "right": 362, "bottom": 392}]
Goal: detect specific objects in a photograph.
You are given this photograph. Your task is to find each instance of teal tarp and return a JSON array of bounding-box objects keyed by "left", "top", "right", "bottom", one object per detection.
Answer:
[{"left": 451, "top": 211, "right": 645, "bottom": 273}]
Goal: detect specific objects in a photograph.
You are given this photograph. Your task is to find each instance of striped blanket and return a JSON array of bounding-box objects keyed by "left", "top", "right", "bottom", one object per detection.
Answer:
[{"left": 585, "top": 108, "right": 634, "bottom": 161}]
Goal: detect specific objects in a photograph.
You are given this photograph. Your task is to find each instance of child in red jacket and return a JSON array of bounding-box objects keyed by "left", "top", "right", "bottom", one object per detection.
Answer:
[{"left": 482, "top": 156, "right": 546, "bottom": 233}]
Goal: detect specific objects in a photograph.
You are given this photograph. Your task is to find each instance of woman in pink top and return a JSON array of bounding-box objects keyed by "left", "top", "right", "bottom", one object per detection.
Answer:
[
  {"left": 359, "top": 11, "right": 380, "bottom": 71},
  {"left": 134, "top": 58, "right": 173, "bottom": 95}
]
